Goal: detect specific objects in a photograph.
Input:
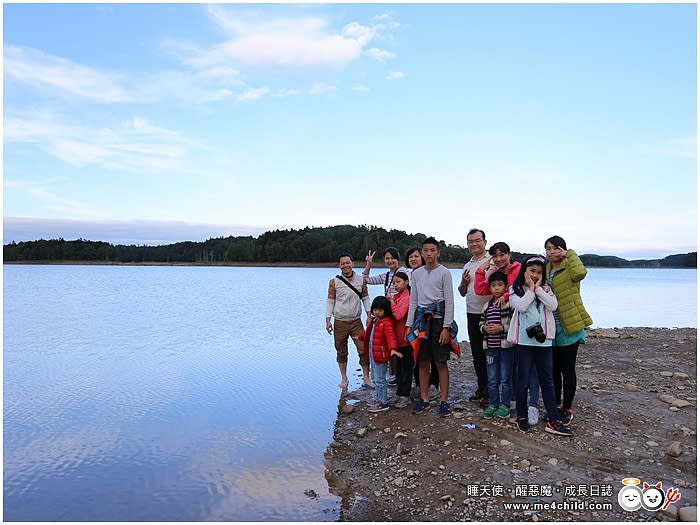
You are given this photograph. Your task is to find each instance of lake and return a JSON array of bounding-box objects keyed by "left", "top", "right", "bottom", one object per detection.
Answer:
[{"left": 3, "top": 265, "right": 696, "bottom": 521}]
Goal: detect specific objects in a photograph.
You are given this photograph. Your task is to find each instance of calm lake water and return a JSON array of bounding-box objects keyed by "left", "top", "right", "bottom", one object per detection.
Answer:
[{"left": 3, "top": 265, "right": 696, "bottom": 521}]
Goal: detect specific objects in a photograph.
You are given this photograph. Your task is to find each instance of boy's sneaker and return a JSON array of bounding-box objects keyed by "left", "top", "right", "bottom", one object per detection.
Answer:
[
  {"left": 545, "top": 420, "right": 573, "bottom": 437},
  {"left": 495, "top": 404, "right": 510, "bottom": 418},
  {"left": 438, "top": 401, "right": 452, "bottom": 418},
  {"left": 368, "top": 400, "right": 390, "bottom": 413},
  {"left": 516, "top": 418, "right": 530, "bottom": 433},
  {"left": 559, "top": 407, "right": 574, "bottom": 426},
  {"left": 482, "top": 404, "right": 497, "bottom": 418},
  {"left": 412, "top": 400, "right": 430, "bottom": 415},
  {"left": 469, "top": 390, "right": 485, "bottom": 402},
  {"left": 394, "top": 396, "right": 410, "bottom": 409},
  {"left": 528, "top": 406, "right": 540, "bottom": 426}
]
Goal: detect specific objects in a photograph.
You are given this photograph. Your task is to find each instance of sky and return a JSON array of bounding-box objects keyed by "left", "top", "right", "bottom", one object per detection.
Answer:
[{"left": 3, "top": 2, "right": 697, "bottom": 258}]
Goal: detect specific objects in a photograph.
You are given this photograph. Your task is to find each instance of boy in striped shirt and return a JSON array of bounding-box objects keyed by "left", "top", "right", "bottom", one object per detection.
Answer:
[{"left": 478, "top": 272, "right": 515, "bottom": 419}]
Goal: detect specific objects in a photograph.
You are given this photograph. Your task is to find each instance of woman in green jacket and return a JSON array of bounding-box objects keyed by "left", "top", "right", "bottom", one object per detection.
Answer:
[{"left": 545, "top": 235, "right": 593, "bottom": 426}]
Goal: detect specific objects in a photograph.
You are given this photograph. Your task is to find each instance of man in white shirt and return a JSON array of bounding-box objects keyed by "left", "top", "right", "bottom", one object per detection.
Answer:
[{"left": 457, "top": 228, "right": 491, "bottom": 406}]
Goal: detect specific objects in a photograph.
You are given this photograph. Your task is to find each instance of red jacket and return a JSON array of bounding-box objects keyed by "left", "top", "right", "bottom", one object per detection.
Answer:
[
  {"left": 391, "top": 289, "right": 410, "bottom": 347},
  {"left": 359, "top": 316, "right": 398, "bottom": 364}
]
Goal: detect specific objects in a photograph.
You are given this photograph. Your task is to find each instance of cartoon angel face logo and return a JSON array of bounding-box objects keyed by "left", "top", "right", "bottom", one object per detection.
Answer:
[
  {"left": 618, "top": 485, "right": 643, "bottom": 512},
  {"left": 641, "top": 482, "right": 665, "bottom": 512}
]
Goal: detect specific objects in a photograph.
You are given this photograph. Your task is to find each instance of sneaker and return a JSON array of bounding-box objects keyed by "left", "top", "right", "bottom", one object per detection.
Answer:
[
  {"left": 482, "top": 404, "right": 497, "bottom": 418},
  {"left": 428, "top": 385, "right": 440, "bottom": 401},
  {"left": 438, "top": 401, "right": 452, "bottom": 418},
  {"left": 394, "top": 396, "right": 410, "bottom": 409},
  {"left": 368, "top": 400, "right": 390, "bottom": 413},
  {"left": 387, "top": 374, "right": 397, "bottom": 386},
  {"left": 469, "top": 390, "right": 486, "bottom": 402},
  {"left": 412, "top": 400, "right": 430, "bottom": 415},
  {"left": 479, "top": 397, "right": 490, "bottom": 407},
  {"left": 545, "top": 420, "right": 573, "bottom": 437},
  {"left": 495, "top": 404, "right": 510, "bottom": 418},
  {"left": 516, "top": 417, "right": 530, "bottom": 433},
  {"left": 559, "top": 407, "right": 574, "bottom": 426},
  {"left": 528, "top": 406, "right": 539, "bottom": 426}
]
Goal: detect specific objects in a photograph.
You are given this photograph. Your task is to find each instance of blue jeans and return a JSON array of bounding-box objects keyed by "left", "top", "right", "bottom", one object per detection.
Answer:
[
  {"left": 486, "top": 347, "right": 514, "bottom": 406},
  {"left": 514, "top": 345, "right": 560, "bottom": 422},
  {"left": 370, "top": 354, "right": 388, "bottom": 404}
]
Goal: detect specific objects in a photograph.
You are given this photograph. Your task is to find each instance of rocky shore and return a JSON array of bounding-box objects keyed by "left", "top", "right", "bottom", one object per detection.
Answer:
[{"left": 323, "top": 328, "right": 697, "bottom": 522}]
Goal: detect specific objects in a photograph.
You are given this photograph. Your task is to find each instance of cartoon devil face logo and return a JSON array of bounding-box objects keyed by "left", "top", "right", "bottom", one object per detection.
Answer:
[{"left": 641, "top": 482, "right": 665, "bottom": 512}]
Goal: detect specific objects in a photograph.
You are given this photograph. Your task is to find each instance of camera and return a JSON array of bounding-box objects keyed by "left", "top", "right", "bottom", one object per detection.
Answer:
[{"left": 526, "top": 322, "right": 546, "bottom": 343}]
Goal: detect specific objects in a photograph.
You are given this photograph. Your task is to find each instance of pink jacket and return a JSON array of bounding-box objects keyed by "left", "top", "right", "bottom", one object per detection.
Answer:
[
  {"left": 390, "top": 289, "right": 410, "bottom": 347},
  {"left": 474, "top": 261, "right": 522, "bottom": 299}
]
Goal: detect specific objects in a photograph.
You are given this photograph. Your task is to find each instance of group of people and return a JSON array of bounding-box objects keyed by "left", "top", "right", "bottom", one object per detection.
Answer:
[{"left": 325, "top": 228, "right": 592, "bottom": 438}]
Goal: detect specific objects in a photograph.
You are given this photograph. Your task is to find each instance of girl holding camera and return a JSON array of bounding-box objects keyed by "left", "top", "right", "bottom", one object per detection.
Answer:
[{"left": 507, "top": 257, "right": 572, "bottom": 437}]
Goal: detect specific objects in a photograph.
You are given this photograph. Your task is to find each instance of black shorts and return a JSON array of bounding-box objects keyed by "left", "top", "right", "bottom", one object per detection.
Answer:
[{"left": 417, "top": 317, "right": 451, "bottom": 363}]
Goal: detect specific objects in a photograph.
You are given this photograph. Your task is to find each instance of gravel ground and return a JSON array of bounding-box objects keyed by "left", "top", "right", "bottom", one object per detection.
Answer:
[{"left": 323, "top": 328, "right": 697, "bottom": 522}]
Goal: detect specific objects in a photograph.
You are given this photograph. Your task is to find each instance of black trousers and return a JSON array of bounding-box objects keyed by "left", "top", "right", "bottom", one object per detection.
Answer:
[
  {"left": 395, "top": 346, "right": 414, "bottom": 397},
  {"left": 553, "top": 342, "right": 579, "bottom": 409},
  {"left": 468, "top": 313, "right": 488, "bottom": 395}
]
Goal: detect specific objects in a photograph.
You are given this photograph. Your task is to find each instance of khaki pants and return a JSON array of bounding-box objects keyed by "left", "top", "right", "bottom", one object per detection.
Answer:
[{"left": 333, "top": 318, "right": 368, "bottom": 366}]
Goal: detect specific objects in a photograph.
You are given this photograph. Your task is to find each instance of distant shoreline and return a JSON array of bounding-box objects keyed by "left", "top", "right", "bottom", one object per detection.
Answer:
[{"left": 2, "top": 260, "right": 696, "bottom": 269}]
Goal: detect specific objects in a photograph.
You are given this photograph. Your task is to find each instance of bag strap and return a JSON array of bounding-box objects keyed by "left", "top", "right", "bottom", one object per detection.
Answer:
[
  {"left": 336, "top": 274, "right": 363, "bottom": 299},
  {"left": 384, "top": 271, "right": 391, "bottom": 294}
]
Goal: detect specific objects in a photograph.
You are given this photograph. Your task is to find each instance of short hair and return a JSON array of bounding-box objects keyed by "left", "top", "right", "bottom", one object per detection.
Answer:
[
  {"left": 488, "top": 271, "right": 508, "bottom": 285},
  {"left": 338, "top": 253, "right": 353, "bottom": 261},
  {"left": 404, "top": 246, "right": 425, "bottom": 268},
  {"left": 467, "top": 228, "right": 486, "bottom": 241},
  {"left": 489, "top": 242, "right": 511, "bottom": 255},
  {"left": 383, "top": 247, "right": 400, "bottom": 260},
  {"left": 422, "top": 236, "right": 440, "bottom": 248},
  {"left": 545, "top": 235, "right": 567, "bottom": 250},
  {"left": 371, "top": 295, "right": 393, "bottom": 317}
]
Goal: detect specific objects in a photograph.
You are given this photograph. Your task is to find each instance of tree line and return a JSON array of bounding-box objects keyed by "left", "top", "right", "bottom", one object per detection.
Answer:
[{"left": 2, "top": 224, "right": 696, "bottom": 268}]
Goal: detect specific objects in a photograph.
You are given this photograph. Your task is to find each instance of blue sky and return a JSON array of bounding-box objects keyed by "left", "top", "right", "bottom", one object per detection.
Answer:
[{"left": 3, "top": 3, "right": 697, "bottom": 258}]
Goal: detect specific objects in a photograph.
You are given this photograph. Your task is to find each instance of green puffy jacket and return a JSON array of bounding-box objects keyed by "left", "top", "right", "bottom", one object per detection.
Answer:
[{"left": 546, "top": 249, "right": 593, "bottom": 335}]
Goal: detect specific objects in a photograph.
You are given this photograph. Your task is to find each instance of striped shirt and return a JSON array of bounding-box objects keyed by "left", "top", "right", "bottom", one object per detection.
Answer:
[{"left": 485, "top": 303, "right": 503, "bottom": 349}]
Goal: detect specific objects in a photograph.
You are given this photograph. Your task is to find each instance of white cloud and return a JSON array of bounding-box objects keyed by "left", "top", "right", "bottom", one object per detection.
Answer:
[
  {"left": 366, "top": 48, "right": 396, "bottom": 62},
  {"left": 352, "top": 84, "right": 370, "bottom": 92},
  {"left": 5, "top": 181, "right": 102, "bottom": 218},
  {"left": 649, "top": 136, "right": 697, "bottom": 158},
  {"left": 309, "top": 82, "right": 337, "bottom": 95},
  {"left": 192, "top": 5, "right": 394, "bottom": 70},
  {"left": 386, "top": 71, "right": 405, "bottom": 80},
  {"left": 5, "top": 111, "right": 188, "bottom": 171},
  {"left": 235, "top": 87, "right": 270, "bottom": 103},
  {"left": 273, "top": 88, "right": 300, "bottom": 97},
  {"left": 4, "top": 45, "right": 132, "bottom": 103}
]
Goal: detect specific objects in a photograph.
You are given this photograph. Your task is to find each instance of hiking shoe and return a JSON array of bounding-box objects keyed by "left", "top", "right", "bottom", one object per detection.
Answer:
[
  {"left": 438, "top": 401, "right": 452, "bottom": 418},
  {"left": 394, "top": 396, "right": 410, "bottom": 409},
  {"left": 367, "top": 400, "right": 390, "bottom": 413},
  {"left": 528, "top": 406, "right": 540, "bottom": 426},
  {"left": 495, "top": 404, "right": 510, "bottom": 418},
  {"left": 516, "top": 418, "right": 530, "bottom": 433},
  {"left": 482, "top": 404, "right": 497, "bottom": 418},
  {"left": 412, "top": 400, "right": 430, "bottom": 415},
  {"left": 545, "top": 420, "right": 573, "bottom": 437}
]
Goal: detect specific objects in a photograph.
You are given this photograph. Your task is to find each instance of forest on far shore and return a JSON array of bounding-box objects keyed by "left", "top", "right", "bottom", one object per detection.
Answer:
[{"left": 3, "top": 224, "right": 697, "bottom": 268}]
